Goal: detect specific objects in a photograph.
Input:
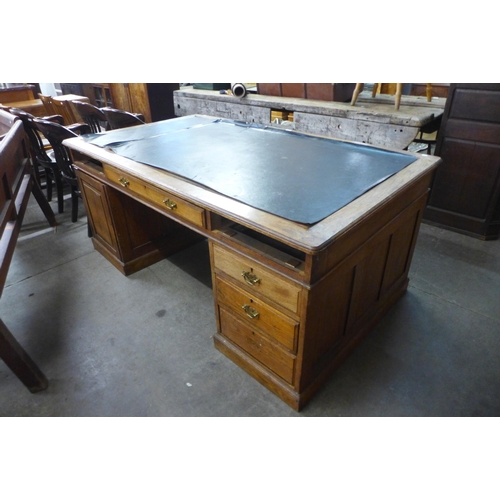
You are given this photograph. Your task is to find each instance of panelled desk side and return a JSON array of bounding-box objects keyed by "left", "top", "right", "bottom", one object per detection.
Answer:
[{"left": 64, "top": 124, "right": 440, "bottom": 410}]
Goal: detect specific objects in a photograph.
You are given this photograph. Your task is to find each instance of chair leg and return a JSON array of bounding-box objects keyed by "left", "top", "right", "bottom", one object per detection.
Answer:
[
  {"left": 31, "top": 174, "right": 57, "bottom": 227},
  {"left": 54, "top": 173, "right": 64, "bottom": 214},
  {"left": 350, "top": 83, "right": 364, "bottom": 106},
  {"left": 426, "top": 83, "right": 432, "bottom": 102},
  {"left": 395, "top": 83, "right": 403, "bottom": 110},
  {"left": 45, "top": 168, "right": 53, "bottom": 201}
]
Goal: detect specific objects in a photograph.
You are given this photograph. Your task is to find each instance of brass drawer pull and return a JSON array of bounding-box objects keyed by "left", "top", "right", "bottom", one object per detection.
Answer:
[
  {"left": 118, "top": 177, "right": 130, "bottom": 188},
  {"left": 242, "top": 304, "right": 260, "bottom": 319},
  {"left": 242, "top": 271, "right": 260, "bottom": 286},
  {"left": 163, "top": 198, "right": 177, "bottom": 210}
]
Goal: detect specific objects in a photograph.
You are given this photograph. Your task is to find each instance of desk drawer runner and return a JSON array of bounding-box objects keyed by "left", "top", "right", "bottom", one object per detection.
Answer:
[
  {"left": 103, "top": 164, "right": 205, "bottom": 228},
  {"left": 212, "top": 245, "right": 301, "bottom": 314},
  {"left": 215, "top": 276, "right": 298, "bottom": 352},
  {"left": 219, "top": 307, "right": 295, "bottom": 384}
]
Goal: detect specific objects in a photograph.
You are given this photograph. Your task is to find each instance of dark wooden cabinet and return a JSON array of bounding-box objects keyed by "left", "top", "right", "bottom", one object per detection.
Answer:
[
  {"left": 424, "top": 83, "right": 500, "bottom": 240},
  {"left": 60, "top": 84, "right": 180, "bottom": 123},
  {"left": 109, "top": 83, "right": 179, "bottom": 123}
]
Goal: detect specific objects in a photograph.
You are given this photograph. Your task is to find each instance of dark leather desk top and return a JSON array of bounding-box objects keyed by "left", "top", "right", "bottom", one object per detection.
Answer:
[{"left": 83, "top": 116, "right": 416, "bottom": 224}]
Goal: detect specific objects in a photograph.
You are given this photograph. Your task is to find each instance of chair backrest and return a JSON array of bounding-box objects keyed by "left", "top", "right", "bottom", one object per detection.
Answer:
[
  {"left": 38, "top": 93, "right": 57, "bottom": 116},
  {"left": 102, "top": 107, "right": 145, "bottom": 130},
  {"left": 8, "top": 108, "right": 53, "bottom": 164},
  {"left": 50, "top": 98, "right": 78, "bottom": 126},
  {"left": 33, "top": 119, "right": 78, "bottom": 181},
  {"left": 72, "top": 101, "right": 107, "bottom": 133}
]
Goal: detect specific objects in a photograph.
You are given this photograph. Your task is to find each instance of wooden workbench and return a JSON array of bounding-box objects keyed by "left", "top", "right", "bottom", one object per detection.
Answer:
[{"left": 173, "top": 88, "right": 445, "bottom": 150}]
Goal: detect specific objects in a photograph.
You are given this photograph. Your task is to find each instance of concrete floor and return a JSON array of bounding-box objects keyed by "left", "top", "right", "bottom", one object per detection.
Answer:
[{"left": 1, "top": 191, "right": 499, "bottom": 417}]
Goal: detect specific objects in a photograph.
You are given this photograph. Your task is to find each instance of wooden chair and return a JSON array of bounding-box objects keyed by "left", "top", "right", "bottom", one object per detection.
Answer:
[
  {"left": 102, "top": 107, "right": 145, "bottom": 130},
  {"left": 351, "top": 83, "right": 433, "bottom": 110},
  {"left": 9, "top": 108, "right": 66, "bottom": 212},
  {"left": 72, "top": 100, "right": 107, "bottom": 133},
  {"left": 9, "top": 108, "right": 90, "bottom": 204},
  {"left": 51, "top": 98, "right": 79, "bottom": 126},
  {"left": 38, "top": 93, "right": 57, "bottom": 116},
  {"left": 351, "top": 83, "right": 404, "bottom": 110},
  {"left": 33, "top": 119, "right": 91, "bottom": 222}
]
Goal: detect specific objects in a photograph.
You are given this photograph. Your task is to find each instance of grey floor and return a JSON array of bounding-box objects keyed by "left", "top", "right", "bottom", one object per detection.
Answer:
[{"left": 1, "top": 190, "right": 499, "bottom": 417}]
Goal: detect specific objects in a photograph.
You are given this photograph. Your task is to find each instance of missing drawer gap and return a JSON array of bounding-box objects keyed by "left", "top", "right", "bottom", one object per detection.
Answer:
[
  {"left": 227, "top": 223, "right": 305, "bottom": 268},
  {"left": 73, "top": 158, "right": 103, "bottom": 173}
]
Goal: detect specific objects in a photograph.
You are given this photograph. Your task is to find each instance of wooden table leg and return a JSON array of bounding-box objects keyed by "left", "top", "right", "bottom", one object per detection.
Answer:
[{"left": 0, "top": 318, "right": 48, "bottom": 392}]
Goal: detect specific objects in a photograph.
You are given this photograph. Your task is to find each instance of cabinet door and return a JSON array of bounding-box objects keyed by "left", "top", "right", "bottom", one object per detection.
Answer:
[
  {"left": 76, "top": 168, "right": 166, "bottom": 273},
  {"left": 109, "top": 83, "right": 151, "bottom": 122},
  {"left": 77, "top": 168, "right": 120, "bottom": 260}
]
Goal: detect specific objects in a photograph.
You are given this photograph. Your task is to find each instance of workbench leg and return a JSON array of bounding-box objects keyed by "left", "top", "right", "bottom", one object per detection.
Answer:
[
  {"left": 31, "top": 175, "right": 57, "bottom": 228},
  {"left": 0, "top": 318, "right": 48, "bottom": 393}
]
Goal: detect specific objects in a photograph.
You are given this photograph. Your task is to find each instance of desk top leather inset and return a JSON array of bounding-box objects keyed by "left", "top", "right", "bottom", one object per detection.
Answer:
[{"left": 83, "top": 116, "right": 417, "bottom": 224}]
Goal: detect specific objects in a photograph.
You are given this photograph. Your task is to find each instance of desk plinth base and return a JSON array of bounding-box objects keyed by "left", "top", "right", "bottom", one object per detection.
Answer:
[
  {"left": 214, "top": 333, "right": 301, "bottom": 410},
  {"left": 91, "top": 237, "right": 170, "bottom": 276}
]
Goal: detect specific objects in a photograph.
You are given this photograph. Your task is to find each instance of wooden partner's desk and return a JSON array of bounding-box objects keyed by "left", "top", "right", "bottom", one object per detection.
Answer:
[{"left": 64, "top": 116, "right": 441, "bottom": 410}]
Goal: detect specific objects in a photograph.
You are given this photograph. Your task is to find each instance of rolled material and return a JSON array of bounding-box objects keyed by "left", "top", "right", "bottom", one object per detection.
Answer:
[{"left": 231, "top": 83, "right": 247, "bottom": 98}]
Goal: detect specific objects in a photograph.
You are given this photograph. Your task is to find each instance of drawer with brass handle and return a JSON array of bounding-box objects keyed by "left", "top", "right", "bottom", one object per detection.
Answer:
[
  {"left": 103, "top": 163, "right": 206, "bottom": 228},
  {"left": 219, "top": 306, "right": 295, "bottom": 384},
  {"left": 212, "top": 244, "right": 302, "bottom": 314},
  {"left": 215, "top": 276, "right": 298, "bottom": 352}
]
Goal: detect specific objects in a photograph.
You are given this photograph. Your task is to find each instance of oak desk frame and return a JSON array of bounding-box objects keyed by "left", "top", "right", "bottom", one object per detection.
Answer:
[{"left": 65, "top": 116, "right": 441, "bottom": 411}]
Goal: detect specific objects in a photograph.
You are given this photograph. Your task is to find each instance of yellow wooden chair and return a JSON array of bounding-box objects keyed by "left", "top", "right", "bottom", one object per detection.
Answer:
[{"left": 351, "top": 83, "right": 433, "bottom": 110}]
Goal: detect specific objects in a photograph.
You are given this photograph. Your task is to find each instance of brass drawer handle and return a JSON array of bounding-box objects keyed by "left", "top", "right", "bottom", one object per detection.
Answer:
[
  {"left": 242, "top": 271, "right": 260, "bottom": 286},
  {"left": 163, "top": 198, "right": 177, "bottom": 210},
  {"left": 118, "top": 177, "right": 130, "bottom": 188},
  {"left": 242, "top": 304, "right": 260, "bottom": 319}
]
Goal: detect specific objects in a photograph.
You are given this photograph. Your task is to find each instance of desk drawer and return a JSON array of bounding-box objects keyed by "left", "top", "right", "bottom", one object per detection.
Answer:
[
  {"left": 215, "top": 276, "right": 298, "bottom": 352},
  {"left": 212, "top": 245, "right": 302, "bottom": 314},
  {"left": 103, "top": 164, "right": 206, "bottom": 228},
  {"left": 219, "top": 307, "right": 295, "bottom": 384}
]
